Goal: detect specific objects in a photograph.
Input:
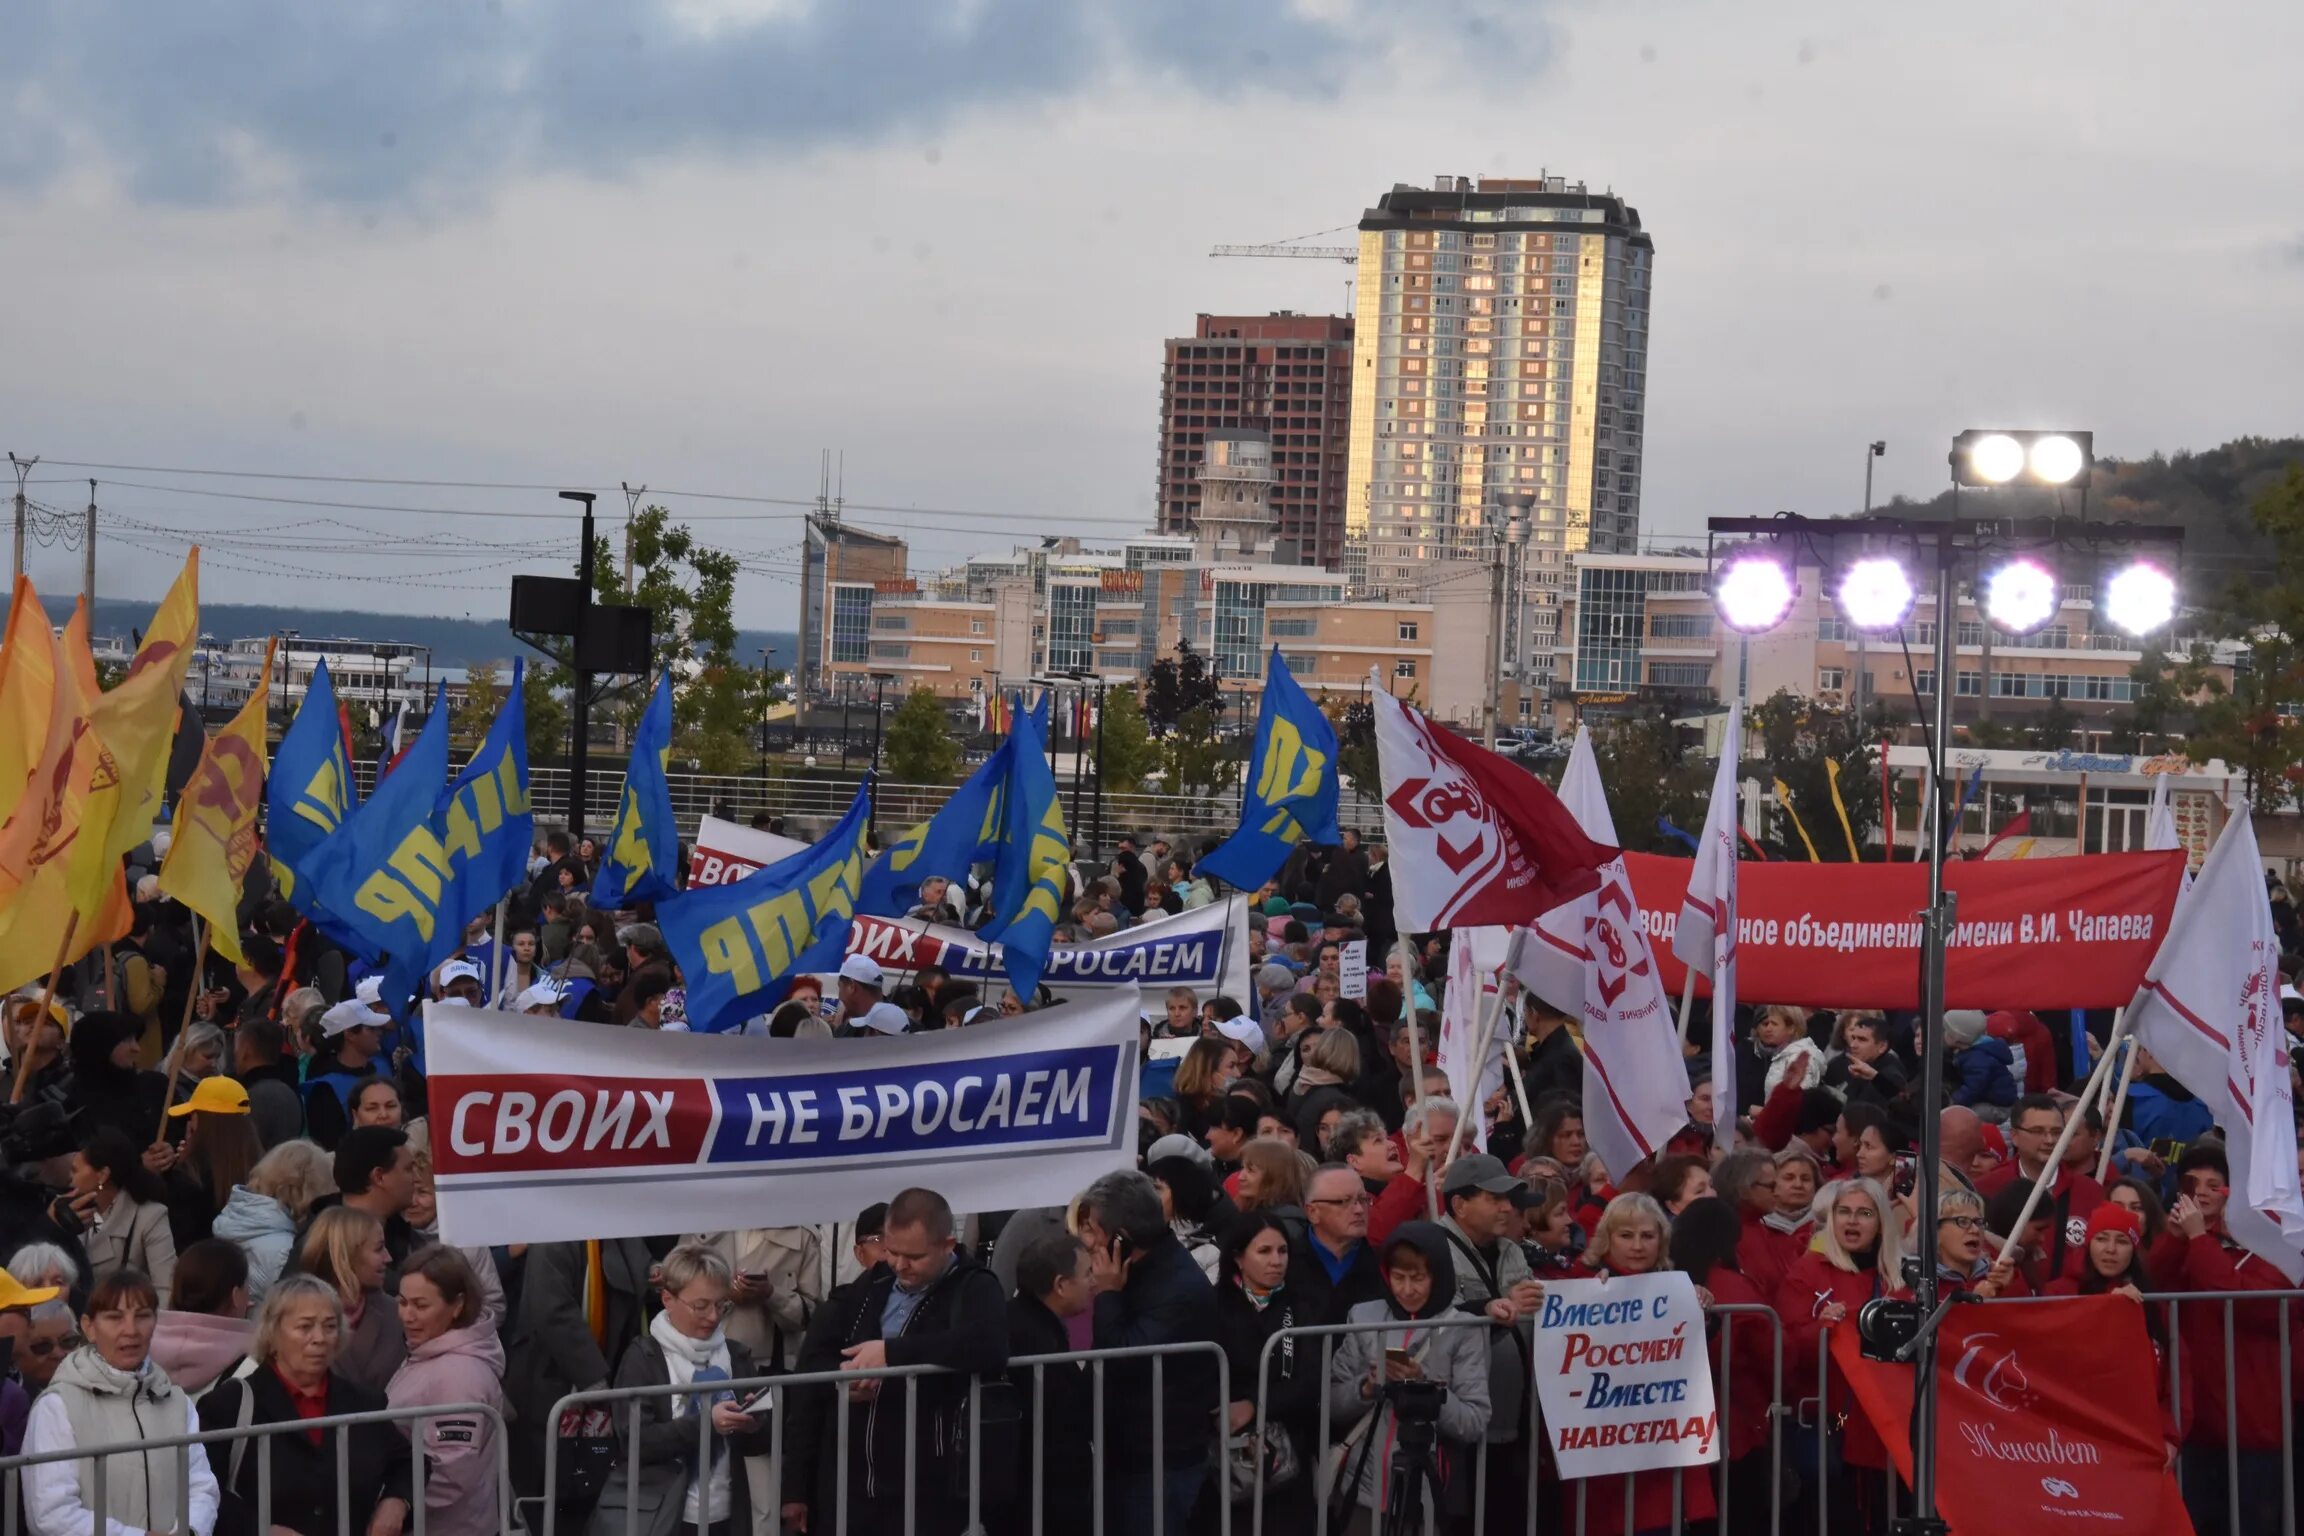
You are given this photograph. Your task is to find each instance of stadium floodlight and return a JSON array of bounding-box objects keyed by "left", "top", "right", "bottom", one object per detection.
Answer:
[
  {"left": 1980, "top": 558, "right": 2059, "bottom": 635},
  {"left": 1714, "top": 552, "right": 1797, "bottom": 633},
  {"left": 2101, "top": 560, "right": 2177, "bottom": 636},
  {"left": 1952, "top": 429, "right": 2095, "bottom": 488},
  {"left": 1835, "top": 557, "right": 1917, "bottom": 633}
]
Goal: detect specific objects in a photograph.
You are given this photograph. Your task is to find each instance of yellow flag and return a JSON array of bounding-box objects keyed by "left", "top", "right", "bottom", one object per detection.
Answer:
[
  {"left": 159, "top": 640, "right": 269, "bottom": 965},
  {"left": 0, "top": 598, "right": 130, "bottom": 990},
  {"left": 1824, "top": 758, "right": 1863, "bottom": 862},
  {"left": 91, "top": 550, "right": 199, "bottom": 868},
  {"left": 1772, "top": 776, "right": 1822, "bottom": 863},
  {"left": 0, "top": 576, "right": 59, "bottom": 830}
]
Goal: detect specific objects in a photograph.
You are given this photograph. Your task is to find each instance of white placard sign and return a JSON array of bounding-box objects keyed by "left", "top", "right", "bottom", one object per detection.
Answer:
[
  {"left": 1531, "top": 1272, "right": 1721, "bottom": 1479},
  {"left": 1338, "top": 939, "right": 1368, "bottom": 1000}
]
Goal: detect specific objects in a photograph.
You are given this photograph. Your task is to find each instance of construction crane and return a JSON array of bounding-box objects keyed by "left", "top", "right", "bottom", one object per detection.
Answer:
[{"left": 1209, "top": 226, "right": 1359, "bottom": 309}]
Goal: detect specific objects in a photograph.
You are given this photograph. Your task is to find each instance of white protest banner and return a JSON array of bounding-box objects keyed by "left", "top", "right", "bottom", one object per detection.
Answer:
[
  {"left": 428, "top": 988, "right": 1142, "bottom": 1246},
  {"left": 848, "top": 894, "right": 1253, "bottom": 1005},
  {"left": 688, "top": 814, "right": 812, "bottom": 887},
  {"left": 1338, "top": 939, "right": 1368, "bottom": 1000},
  {"left": 1531, "top": 1273, "right": 1720, "bottom": 1479}
]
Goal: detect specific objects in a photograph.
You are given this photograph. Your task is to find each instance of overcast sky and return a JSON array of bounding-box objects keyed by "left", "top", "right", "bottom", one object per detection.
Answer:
[{"left": 2, "top": 0, "right": 2298, "bottom": 635}]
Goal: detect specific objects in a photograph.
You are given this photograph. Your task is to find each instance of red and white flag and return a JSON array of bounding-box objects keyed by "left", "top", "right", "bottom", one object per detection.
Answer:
[
  {"left": 1513, "top": 728, "right": 1692, "bottom": 1185},
  {"left": 2125, "top": 810, "right": 2304, "bottom": 1277},
  {"left": 1672, "top": 702, "right": 1742, "bottom": 1151},
  {"left": 1438, "top": 926, "right": 1516, "bottom": 1150},
  {"left": 1371, "top": 680, "right": 1616, "bottom": 933}
]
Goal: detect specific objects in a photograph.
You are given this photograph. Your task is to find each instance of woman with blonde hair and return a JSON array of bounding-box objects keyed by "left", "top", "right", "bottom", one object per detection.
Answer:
[
  {"left": 1773, "top": 1176, "right": 1904, "bottom": 1528},
  {"left": 1232, "top": 1135, "right": 1309, "bottom": 1216},
  {"left": 298, "top": 1206, "right": 405, "bottom": 1393},
  {"left": 212, "top": 1139, "right": 335, "bottom": 1307}
]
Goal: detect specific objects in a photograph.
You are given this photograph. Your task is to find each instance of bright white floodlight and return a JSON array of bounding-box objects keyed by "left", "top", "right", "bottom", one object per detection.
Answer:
[
  {"left": 1714, "top": 554, "right": 1797, "bottom": 633},
  {"left": 2028, "top": 434, "right": 2087, "bottom": 486},
  {"left": 1981, "top": 558, "right": 2058, "bottom": 634},
  {"left": 2102, "top": 561, "right": 2177, "bottom": 635},
  {"left": 1835, "top": 557, "right": 1917, "bottom": 633},
  {"left": 1967, "top": 434, "right": 2026, "bottom": 484}
]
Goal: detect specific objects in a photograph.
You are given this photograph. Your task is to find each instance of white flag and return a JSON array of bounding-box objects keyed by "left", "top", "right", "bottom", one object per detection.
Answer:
[
  {"left": 2145, "top": 773, "right": 2193, "bottom": 896},
  {"left": 2126, "top": 812, "right": 2304, "bottom": 1278},
  {"left": 1673, "top": 702, "right": 1743, "bottom": 1151},
  {"left": 1438, "top": 927, "right": 1516, "bottom": 1151},
  {"left": 1513, "top": 728, "right": 1692, "bottom": 1183}
]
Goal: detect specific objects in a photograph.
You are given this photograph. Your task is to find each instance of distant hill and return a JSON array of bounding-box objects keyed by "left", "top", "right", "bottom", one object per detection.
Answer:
[
  {"left": 0, "top": 597, "right": 795, "bottom": 673},
  {"left": 1865, "top": 435, "right": 2304, "bottom": 591}
]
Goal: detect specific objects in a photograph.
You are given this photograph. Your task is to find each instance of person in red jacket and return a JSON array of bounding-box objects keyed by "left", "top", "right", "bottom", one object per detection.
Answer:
[
  {"left": 1986, "top": 1008, "right": 2058, "bottom": 1095},
  {"left": 1333, "top": 1109, "right": 1430, "bottom": 1246},
  {"left": 1974, "top": 1093, "right": 2104, "bottom": 1280},
  {"left": 2148, "top": 1145, "right": 2292, "bottom": 1536},
  {"left": 1671, "top": 1197, "right": 1774, "bottom": 1536},
  {"left": 1563, "top": 1193, "right": 1716, "bottom": 1535},
  {"left": 2043, "top": 1202, "right": 2186, "bottom": 1462},
  {"left": 1736, "top": 1145, "right": 1818, "bottom": 1301},
  {"left": 1772, "top": 1177, "right": 1905, "bottom": 1533}
]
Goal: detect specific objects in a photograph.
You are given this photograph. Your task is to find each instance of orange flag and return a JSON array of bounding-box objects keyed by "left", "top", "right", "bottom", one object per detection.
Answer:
[
  {"left": 158, "top": 639, "right": 268, "bottom": 965},
  {"left": 0, "top": 576, "right": 59, "bottom": 830},
  {"left": 90, "top": 550, "right": 199, "bottom": 869}
]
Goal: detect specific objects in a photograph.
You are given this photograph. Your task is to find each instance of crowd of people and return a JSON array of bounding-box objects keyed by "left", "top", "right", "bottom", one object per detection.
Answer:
[{"left": 0, "top": 816, "right": 2296, "bottom": 1536}]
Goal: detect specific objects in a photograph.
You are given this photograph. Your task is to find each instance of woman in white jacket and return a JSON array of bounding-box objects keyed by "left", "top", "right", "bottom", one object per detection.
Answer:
[
  {"left": 22, "top": 1267, "right": 220, "bottom": 1536},
  {"left": 1325, "top": 1222, "right": 1493, "bottom": 1531}
]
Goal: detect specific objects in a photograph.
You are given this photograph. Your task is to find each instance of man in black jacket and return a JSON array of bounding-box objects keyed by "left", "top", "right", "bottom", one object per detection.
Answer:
[
  {"left": 1079, "top": 1168, "right": 1218, "bottom": 1536},
  {"left": 784, "top": 1187, "right": 1008, "bottom": 1536},
  {"left": 1006, "top": 1230, "right": 1096, "bottom": 1531}
]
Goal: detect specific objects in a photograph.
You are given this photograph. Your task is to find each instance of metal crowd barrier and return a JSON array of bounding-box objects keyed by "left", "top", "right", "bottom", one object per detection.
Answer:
[
  {"left": 1249, "top": 1303, "right": 1784, "bottom": 1536},
  {"left": 0, "top": 1400, "right": 510, "bottom": 1536},
  {"left": 537, "top": 1340, "right": 1228, "bottom": 1536}
]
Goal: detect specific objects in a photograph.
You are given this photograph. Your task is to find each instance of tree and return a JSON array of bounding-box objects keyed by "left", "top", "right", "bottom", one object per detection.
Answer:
[
  {"left": 522, "top": 666, "right": 568, "bottom": 764},
  {"left": 1095, "top": 685, "right": 1159, "bottom": 794},
  {"left": 452, "top": 660, "right": 502, "bottom": 748},
  {"left": 1143, "top": 639, "right": 1222, "bottom": 738},
  {"left": 1750, "top": 690, "right": 1886, "bottom": 861},
  {"left": 1579, "top": 712, "right": 1710, "bottom": 854},
  {"left": 1326, "top": 694, "right": 1379, "bottom": 815},
  {"left": 1159, "top": 705, "right": 1231, "bottom": 799},
  {"left": 883, "top": 687, "right": 960, "bottom": 783}
]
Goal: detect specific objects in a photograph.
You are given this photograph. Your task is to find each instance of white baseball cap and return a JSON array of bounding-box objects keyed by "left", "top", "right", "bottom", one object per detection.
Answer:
[
  {"left": 319, "top": 999, "right": 388, "bottom": 1038},
  {"left": 838, "top": 954, "right": 884, "bottom": 990},
  {"left": 857, "top": 1001, "right": 910, "bottom": 1035},
  {"left": 515, "top": 981, "right": 568, "bottom": 1014},
  {"left": 354, "top": 977, "right": 385, "bottom": 1006},
  {"left": 439, "top": 960, "right": 484, "bottom": 987},
  {"left": 1213, "top": 1016, "right": 1267, "bottom": 1056}
]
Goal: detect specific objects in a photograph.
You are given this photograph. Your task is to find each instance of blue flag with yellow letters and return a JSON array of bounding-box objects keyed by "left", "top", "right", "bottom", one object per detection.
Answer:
[
  {"left": 1198, "top": 647, "right": 1341, "bottom": 892},
  {"left": 857, "top": 729, "right": 1011, "bottom": 919},
  {"left": 657, "top": 780, "right": 874, "bottom": 1033},
  {"left": 977, "top": 704, "right": 1069, "bottom": 1001},
  {"left": 302, "top": 665, "right": 535, "bottom": 1020},
  {"left": 269, "top": 659, "right": 361, "bottom": 937},
  {"left": 592, "top": 671, "right": 679, "bottom": 910}
]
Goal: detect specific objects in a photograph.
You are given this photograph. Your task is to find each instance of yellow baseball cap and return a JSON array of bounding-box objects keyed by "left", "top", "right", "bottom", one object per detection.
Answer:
[
  {"left": 167, "top": 1075, "right": 252, "bottom": 1118},
  {"left": 0, "top": 1269, "right": 62, "bottom": 1310}
]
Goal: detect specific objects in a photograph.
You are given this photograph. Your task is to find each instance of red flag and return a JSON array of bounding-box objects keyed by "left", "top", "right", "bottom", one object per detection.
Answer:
[
  {"left": 1979, "top": 809, "right": 2033, "bottom": 858},
  {"left": 1832, "top": 1298, "right": 2191, "bottom": 1535},
  {"left": 1372, "top": 683, "right": 1616, "bottom": 931}
]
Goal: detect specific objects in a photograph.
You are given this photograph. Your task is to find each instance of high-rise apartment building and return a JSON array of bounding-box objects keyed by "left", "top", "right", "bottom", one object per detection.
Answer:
[
  {"left": 1344, "top": 175, "right": 1654, "bottom": 696},
  {"left": 1156, "top": 312, "right": 1353, "bottom": 569}
]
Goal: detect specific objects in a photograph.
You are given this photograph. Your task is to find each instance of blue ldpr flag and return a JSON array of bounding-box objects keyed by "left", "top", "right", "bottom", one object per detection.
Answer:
[
  {"left": 657, "top": 781, "right": 874, "bottom": 1033},
  {"left": 268, "top": 659, "right": 360, "bottom": 936},
  {"left": 1654, "top": 816, "right": 1701, "bottom": 854},
  {"left": 1198, "top": 647, "right": 1341, "bottom": 892},
  {"left": 857, "top": 728, "right": 1012, "bottom": 918},
  {"left": 302, "top": 682, "right": 452, "bottom": 974},
  {"left": 592, "top": 671, "right": 679, "bottom": 909},
  {"left": 978, "top": 704, "right": 1069, "bottom": 1001}
]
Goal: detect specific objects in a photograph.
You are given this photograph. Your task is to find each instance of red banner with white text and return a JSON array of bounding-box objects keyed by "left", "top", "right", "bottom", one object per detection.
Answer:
[
  {"left": 1832, "top": 1298, "right": 2191, "bottom": 1535},
  {"left": 1626, "top": 849, "right": 2183, "bottom": 1010}
]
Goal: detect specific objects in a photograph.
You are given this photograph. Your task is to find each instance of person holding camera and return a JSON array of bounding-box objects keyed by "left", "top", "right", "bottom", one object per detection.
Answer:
[{"left": 1325, "top": 1222, "right": 1491, "bottom": 1536}]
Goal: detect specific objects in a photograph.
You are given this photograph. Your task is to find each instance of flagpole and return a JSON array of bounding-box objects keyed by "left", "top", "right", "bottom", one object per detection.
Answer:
[
  {"left": 488, "top": 901, "right": 507, "bottom": 1008},
  {"left": 1994, "top": 1013, "right": 2129, "bottom": 1265},
  {"left": 1500, "top": 1028, "right": 1535, "bottom": 1133},
  {"left": 2095, "top": 1017, "right": 2139, "bottom": 1185},
  {"left": 11, "top": 913, "right": 80, "bottom": 1104},
  {"left": 1402, "top": 983, "right": 1438, "bottom": 1221},
  {"left": 1442, "top": 965, "right": 1510, "bottom": 1167},
  {"left": 155, "top": 918, "right": 208, "bottom": 1143},
  {"left": 1673, "top": 966, "right": 1697, "bottom": 1045}
]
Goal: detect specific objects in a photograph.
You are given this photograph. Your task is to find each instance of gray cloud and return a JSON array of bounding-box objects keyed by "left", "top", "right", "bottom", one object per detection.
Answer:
[{"left": 2, "top": 0, "right": 1548, "bottom": 206}]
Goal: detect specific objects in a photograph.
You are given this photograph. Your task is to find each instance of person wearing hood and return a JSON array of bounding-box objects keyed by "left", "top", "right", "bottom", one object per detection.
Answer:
[
  {"left": 212, "top": 1140, "right": 336, "bottom": 1310},
  {"left": 149, "top": 1240, "right": 256, "bottom": 1401},
  {"left": 386, "top": 1247, "right": 507, "bottom": 1536},
  {"left": 62, "top": 1011, "right": 169, "bottom": 1148},
  {"left": 1942, "top": 1008, "right": 2019, "bottom": 1111},
  {"left": 1324, "top": 1221, "right": 1492, "bottom": 1528},
  {"left": 22, "top": 1267, "right": 221, "bottom": 1536}
]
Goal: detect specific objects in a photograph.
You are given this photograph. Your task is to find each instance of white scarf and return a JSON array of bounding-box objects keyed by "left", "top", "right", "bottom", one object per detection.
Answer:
[
  {"left": 1762, "top": 1210, "right": 1810, "bottom": 1236},
  {"left": 649, "top": 1307, "right": 731, "bottom": 1376}
]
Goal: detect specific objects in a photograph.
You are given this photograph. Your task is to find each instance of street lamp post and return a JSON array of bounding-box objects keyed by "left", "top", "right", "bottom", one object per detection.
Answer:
[{"left": 759, "top": 646, "right": 775, "bottom": 781}]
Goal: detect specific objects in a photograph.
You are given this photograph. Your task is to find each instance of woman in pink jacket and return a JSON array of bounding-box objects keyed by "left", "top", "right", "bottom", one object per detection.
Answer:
[{"left": 386, "top": 1246, "right": 508, "bottom": 1536}]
